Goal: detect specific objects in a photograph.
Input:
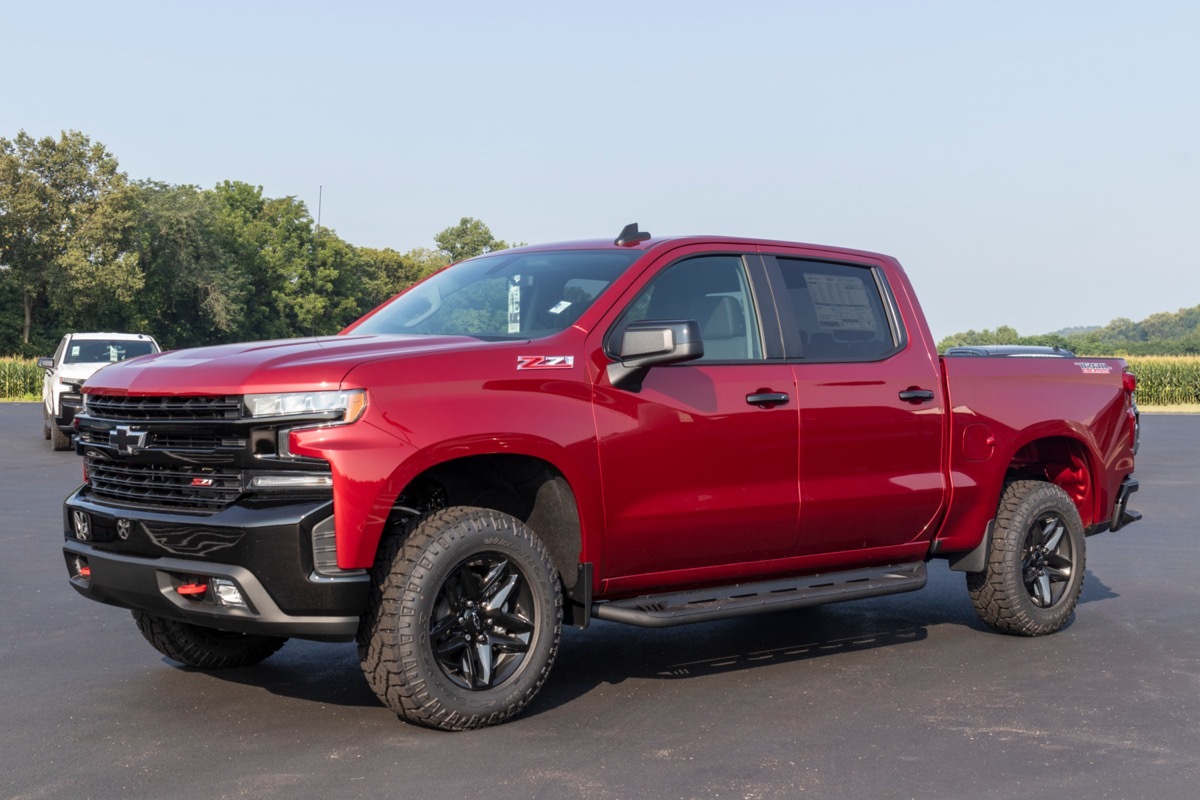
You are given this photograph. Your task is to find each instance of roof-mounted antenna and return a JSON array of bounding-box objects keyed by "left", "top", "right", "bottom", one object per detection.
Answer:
[{"left": 615, "top": 222, "right": 652, "bottom": 247}]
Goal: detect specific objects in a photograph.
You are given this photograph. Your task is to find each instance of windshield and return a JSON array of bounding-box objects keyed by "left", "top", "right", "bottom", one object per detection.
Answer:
[
  {"left": 64, "top": 339, "right": 157, "bottom": 364},
  {"left": 350, "top": 250, "right": 639, "bottom": 340}
]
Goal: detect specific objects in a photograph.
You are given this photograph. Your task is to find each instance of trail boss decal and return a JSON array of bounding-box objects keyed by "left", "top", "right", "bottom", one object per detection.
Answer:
[
  {"left": 517, "top": 355, "right": 575, "bottom": 370},
  {"left": 1075, "top": 361, "right": 1114, "bottom": 375}
]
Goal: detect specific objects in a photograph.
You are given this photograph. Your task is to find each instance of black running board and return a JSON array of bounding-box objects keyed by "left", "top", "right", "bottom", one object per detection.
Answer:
[{"left": 592, "top": 562, "right": 927, "bottom": 628}]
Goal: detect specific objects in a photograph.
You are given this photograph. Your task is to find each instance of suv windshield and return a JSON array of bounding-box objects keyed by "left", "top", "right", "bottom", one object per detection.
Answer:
[
  {"left": 351, "top": 250, "right": 638, "bottom": 340},
  {"left": 64, "top": 340, "right": 157, "bottom": 364}
]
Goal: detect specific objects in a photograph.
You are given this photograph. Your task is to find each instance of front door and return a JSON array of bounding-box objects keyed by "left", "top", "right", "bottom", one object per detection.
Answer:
[{"left": 592, "top": 252, "right": 800, "bottom": 585}]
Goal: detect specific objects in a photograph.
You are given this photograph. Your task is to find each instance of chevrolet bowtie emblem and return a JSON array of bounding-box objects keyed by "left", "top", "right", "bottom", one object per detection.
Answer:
[{"left": 111, "top": 425, "right": 150, "bottom": 456}]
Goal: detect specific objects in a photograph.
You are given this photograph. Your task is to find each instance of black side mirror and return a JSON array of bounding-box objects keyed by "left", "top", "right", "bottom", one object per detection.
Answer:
[
  {"left": 36, "top": 357, "right": 54, "bottom": 370},
  {"left": 606, "top": 320, "right": 704, "bottom": 391}
]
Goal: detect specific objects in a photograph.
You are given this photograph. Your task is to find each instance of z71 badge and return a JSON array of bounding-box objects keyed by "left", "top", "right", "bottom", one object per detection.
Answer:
[{"left": 517, "top": 355, "right": 575, "bottom": 370}]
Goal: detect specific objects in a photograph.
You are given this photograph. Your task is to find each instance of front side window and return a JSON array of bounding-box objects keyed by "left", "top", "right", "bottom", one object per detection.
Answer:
[
  {"left": 776, "top": 259, "right": 899, "bottom": 361},
  {"left": 608, "top": 255, "right": 763, "bottom": 362},
  {"left": 351, "top": 250, "right": 638, "bottom": 340}
]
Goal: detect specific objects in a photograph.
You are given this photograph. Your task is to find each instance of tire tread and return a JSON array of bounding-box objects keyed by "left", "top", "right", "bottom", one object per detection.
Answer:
[{"left": 132, "top": 611, "right": 287, "bottom": 668}]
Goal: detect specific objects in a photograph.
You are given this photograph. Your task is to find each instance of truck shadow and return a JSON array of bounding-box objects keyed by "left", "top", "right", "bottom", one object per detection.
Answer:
[{"left": 187, "top": 568, "right": 1119, "bottom": 714}]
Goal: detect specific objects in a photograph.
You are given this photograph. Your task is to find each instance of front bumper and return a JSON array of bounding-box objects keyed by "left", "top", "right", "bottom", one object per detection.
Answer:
[{"left": 62, "top": 488, "right": 369, "bottom": 640}]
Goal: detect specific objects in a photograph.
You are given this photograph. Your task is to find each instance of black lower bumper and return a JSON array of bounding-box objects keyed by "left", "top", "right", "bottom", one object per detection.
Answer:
[{"left": 62, "top": 489, "right": 369, "bottom": 641}]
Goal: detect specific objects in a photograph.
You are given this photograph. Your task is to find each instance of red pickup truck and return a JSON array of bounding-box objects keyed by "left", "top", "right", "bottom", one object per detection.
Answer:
[{"left": 63, "top": 224, "right": 1141, "bottom": 731}]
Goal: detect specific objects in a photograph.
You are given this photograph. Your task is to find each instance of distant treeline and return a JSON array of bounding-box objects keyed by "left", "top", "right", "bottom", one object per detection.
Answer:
[
  {"left": 938, "top": 305, "right": 1200, "bottom": 356},
  {"left": 1, "top": 130, "right": 512, "bottom": 357}
]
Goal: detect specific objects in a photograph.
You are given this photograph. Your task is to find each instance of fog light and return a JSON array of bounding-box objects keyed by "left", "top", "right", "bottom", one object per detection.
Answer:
[{"left": 212, "top": 578, "right": 247, "bottom": 609}]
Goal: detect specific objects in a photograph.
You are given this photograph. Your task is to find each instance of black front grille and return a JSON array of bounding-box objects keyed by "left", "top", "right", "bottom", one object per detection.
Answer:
[
  {"left": 87, "top": 395, "right": 242, "bottom": 421},
  {"left": 82, "top": 430, "right": 246, "bottom": 450},
  {"left": 87, "top": 461, "right": 243, "bottom": 511}
]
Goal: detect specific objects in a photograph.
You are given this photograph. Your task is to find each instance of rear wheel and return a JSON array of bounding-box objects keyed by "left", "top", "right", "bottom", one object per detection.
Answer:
[
  {"left": 132, "top": 611, "right": 287, "bottom": 668},
  {"left": 358, "top": 507, "right": 562, "bottom": 731},
  {"left": 967, "top": 481, "right": 1086, "bottom": 636}
]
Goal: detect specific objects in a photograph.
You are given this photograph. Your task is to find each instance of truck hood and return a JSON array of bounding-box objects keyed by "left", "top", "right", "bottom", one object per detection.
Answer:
[{"left": 81, "top": 334, "right": 488, "bottom": 396}]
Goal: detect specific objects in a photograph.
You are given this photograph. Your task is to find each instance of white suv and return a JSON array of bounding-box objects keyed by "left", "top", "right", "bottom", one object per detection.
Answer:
[{"left": 38, "top": 332, "right": 161, "bottom": 450}]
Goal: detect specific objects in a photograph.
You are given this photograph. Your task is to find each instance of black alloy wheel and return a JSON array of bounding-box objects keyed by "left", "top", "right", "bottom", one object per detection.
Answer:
[
  {"left": 430, "top": 553, "right": 536, "bottom": 690},
  {"left": 1021, "top": 511, "right": 1075, "bottom": 608}
]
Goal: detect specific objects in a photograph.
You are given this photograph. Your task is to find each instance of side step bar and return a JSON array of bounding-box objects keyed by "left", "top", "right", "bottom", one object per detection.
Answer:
[{"left": 591, "top": 562, "right": 927, "bottom": 628}]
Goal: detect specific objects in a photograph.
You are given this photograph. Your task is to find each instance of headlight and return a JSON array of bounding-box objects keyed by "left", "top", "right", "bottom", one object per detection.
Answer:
[
  {"left": 60, "top": 377, "right": 85, "bottom": 388},
  {"left": 243, "top": 389, "right": 367, "bottom": 422}
]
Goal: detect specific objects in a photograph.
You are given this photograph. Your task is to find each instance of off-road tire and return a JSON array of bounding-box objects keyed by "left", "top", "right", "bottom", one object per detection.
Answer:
[
  {"left": 42, "top": 406, "right": 51, "bottom": 440},
  {"left": 50, "top": 418, "right": 71, "bottom": 450},
  {"left": 967, "top": 480, "right": 1086, "bottom": 636},
  {"left": 132, "top": 611, "right": 288, "bottom": 668},
  {"left": 358, "top": 506, "right": 563, "bottom": 731}
]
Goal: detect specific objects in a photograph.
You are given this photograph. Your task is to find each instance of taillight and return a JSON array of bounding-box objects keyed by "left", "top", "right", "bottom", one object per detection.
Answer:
[{"left": 1122, "top": 371, "right": 1137, "bottom": 393}]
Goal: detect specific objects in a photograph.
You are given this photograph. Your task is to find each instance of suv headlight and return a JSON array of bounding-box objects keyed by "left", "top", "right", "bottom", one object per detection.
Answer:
[
  {"left": 243, "top": 389, "right": 367, "bottom": 422},
  {"left": 60, "top": 377, "right": 85, "bottom": 388}
]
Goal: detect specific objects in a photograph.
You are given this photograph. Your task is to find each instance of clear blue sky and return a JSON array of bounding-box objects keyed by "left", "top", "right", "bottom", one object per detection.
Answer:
[{"left": 5, "top": 0, "right": 1197, "bottom": 339}]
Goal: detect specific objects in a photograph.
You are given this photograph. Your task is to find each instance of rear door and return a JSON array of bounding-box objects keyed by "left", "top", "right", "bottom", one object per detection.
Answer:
[
  {"left": 590, "top": 249, "right": 800, "bottom": 585},
  {"left": 763, "top": 252, "right": 946, "bottom": 558}
]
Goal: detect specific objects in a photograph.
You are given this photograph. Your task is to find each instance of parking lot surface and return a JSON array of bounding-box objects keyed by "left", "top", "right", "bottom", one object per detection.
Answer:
[{"left": 2, "top": 402, "right": 1196, "bottom": 799}]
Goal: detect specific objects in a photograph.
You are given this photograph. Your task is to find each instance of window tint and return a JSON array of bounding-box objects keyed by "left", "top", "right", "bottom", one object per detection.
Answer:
[
  {"left": 776, "top": 259, "right": 898, "bottom": 361},
  {"left": 609, "top": 255, "right": 763, "bottom": 362}
]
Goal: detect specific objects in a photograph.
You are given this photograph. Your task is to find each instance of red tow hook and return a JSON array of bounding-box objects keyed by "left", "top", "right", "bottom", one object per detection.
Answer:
[{"left": 176, "top": 582, "right": 209, "bottom": 597}]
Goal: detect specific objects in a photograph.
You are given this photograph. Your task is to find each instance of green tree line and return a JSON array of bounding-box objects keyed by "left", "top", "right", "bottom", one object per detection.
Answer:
[
  {"left": 938, "top": 305, "right": 1200, "bottom": 356},
  {"left": 1, "top": 130, "right": 513, "bottom": 356}
]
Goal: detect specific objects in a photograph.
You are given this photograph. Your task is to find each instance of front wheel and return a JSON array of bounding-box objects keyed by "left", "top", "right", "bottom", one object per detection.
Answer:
[
  {"left": 49, "top": 418, "right": 71, "bottom": 450},
  {"left": 358, "top": 507, "right": 563, "bottom": 731},
  {"left": 967, "top": 481, "right": 1086, "bottom": 636},
  {"left": 132, "top": 611, "right": 288, "bottom": 668}
]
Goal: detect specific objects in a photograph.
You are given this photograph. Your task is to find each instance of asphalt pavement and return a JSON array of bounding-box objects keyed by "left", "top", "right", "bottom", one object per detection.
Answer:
[{"left": 2, "top": 401, "right": 1196, "bottom": 800}]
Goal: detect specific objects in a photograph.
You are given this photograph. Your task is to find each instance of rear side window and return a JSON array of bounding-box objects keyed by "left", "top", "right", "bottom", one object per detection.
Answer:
[{"left": 776, "top": 259, "right": 899, "bottom": 361}]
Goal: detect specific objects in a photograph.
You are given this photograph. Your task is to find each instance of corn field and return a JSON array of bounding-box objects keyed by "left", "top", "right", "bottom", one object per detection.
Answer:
[
  {"left": 2, "top": 355, "right": 1198, "bottom": 405},
  {"left": 1125, "top": 356, "right": 1200, "bottom": 406},
  {"left": 0, "top": 357, "right": 42, "bottom": 400}
]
